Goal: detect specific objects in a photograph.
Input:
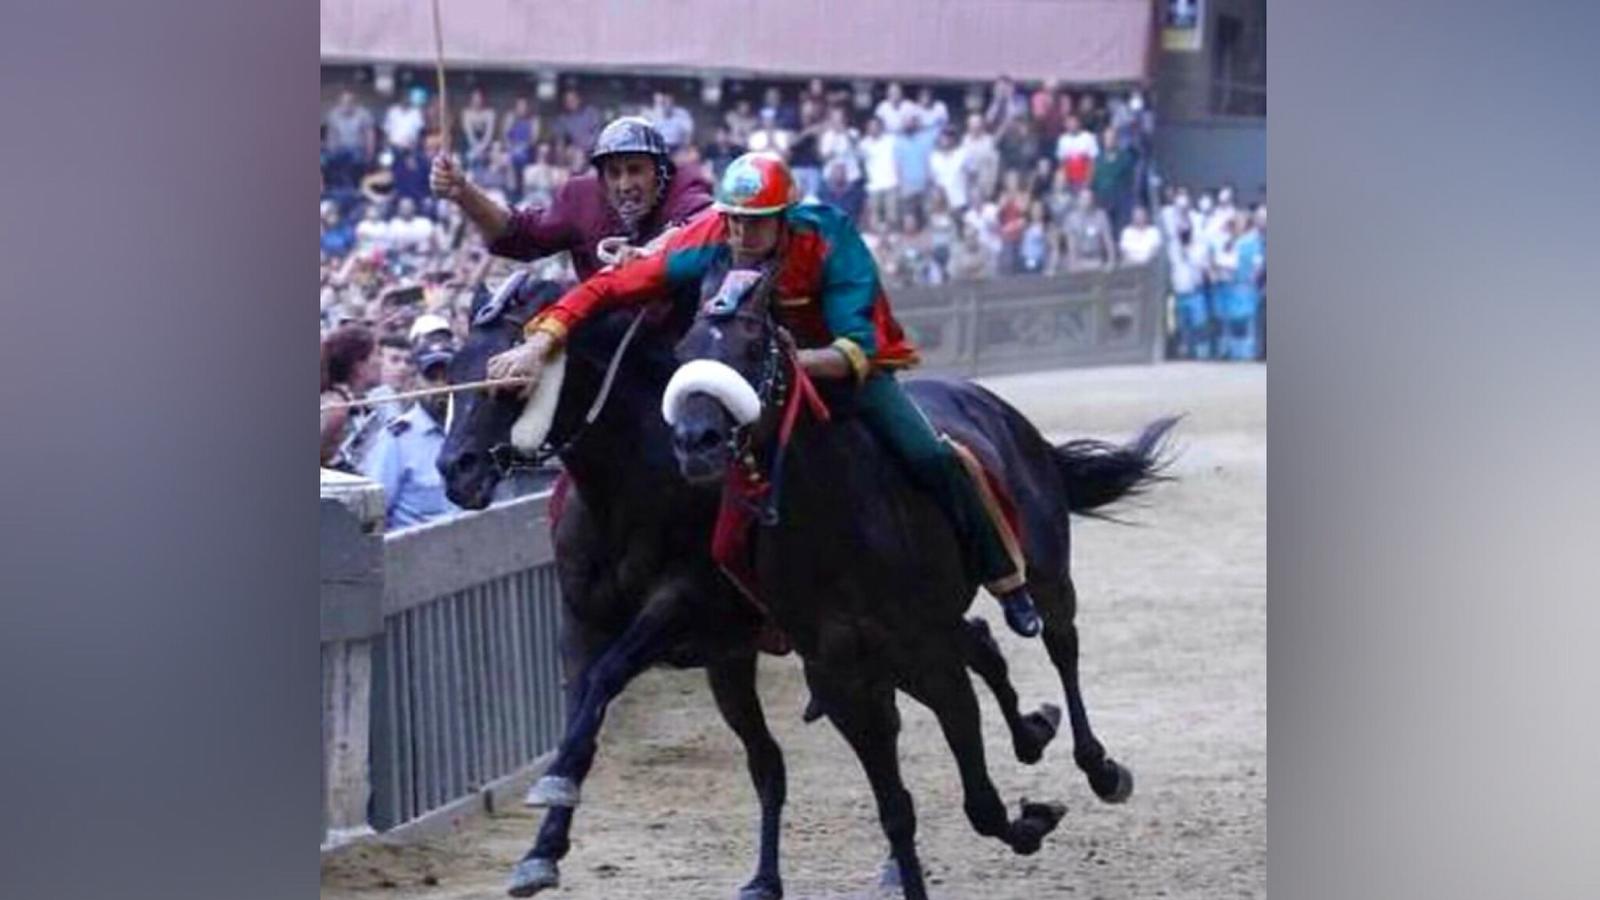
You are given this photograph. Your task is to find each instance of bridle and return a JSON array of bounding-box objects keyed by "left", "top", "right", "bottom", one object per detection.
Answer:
[
  {"left": 486, "top": 306, "right": 649, "bottom": 477},
  {"left": 461, "top": 267, "right": 649, "bottom": 478},
  {"left": 697, "top": 277, "right": 828, "bottom": 528}
]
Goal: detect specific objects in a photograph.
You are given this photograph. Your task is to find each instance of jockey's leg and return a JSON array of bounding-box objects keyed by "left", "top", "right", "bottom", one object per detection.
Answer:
[{"left": 855, "top": 373, "right": 1041, "bottom": 637}]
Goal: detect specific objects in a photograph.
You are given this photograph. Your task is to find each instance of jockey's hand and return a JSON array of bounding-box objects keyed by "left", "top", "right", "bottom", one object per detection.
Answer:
[
  {"left": 486, "top": 331, "right": 557, "bottom": 398},
  {"left": 773, "top": 325, "right": 797, "bottom": 355},
  {"left": 430, "top": 154, "right": 468, "bottom": 201}
]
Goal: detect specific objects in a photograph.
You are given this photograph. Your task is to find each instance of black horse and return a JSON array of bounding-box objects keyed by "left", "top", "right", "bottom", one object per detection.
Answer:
[
  {"left": 665, "top": 267, "right": 1175, "bottom": 899},
  {"left": 437, "top": 277, "right": 1064, "bottom": 898},
  {"left": 439, "top": 279, "right": 784, "bottom": 898}
]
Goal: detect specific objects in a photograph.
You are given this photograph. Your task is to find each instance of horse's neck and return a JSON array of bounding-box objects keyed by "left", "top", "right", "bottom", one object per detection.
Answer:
[{"left": 556, "top": 357, "right": 678, "bottom": 514}]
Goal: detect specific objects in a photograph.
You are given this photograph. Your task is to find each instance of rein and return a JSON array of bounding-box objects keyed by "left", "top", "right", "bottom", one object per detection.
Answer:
[{"left": 726, "top": 317, "right": 830, "bottom": 526}]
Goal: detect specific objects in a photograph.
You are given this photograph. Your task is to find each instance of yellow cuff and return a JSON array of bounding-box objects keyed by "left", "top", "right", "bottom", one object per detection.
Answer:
[
  {"left": 831, "top": 337, "right": 871, "bottom": 384},
  {"left": 525, "top": 315, "right": 569, "bottom": 344}
]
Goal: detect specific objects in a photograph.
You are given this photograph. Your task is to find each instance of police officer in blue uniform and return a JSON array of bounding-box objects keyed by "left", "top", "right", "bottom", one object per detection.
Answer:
[{"left": 360, "top": 336, "right": 461, "bottom": 530}]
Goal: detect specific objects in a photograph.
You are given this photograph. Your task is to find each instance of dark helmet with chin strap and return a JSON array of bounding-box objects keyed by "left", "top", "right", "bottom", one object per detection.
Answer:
[
  {"left": 591, "top": 116, "right": 671, "bottom": 165},
  {"left": 590, "top": 117, "right": 675, "bottom": 236}
]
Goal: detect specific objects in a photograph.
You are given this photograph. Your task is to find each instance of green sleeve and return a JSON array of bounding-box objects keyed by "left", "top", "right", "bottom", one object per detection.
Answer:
[{"left": 818, "top": 218, "right": 881, "bottom": 356}]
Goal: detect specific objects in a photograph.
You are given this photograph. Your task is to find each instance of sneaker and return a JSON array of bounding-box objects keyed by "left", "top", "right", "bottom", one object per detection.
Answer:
[{"left": 997, "top": 587, "right": 1043, "bottom": 637}]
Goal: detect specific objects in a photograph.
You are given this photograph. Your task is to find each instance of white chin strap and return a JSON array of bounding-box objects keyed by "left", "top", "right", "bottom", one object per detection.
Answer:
[
  {"left": 509, "top": 351, "right": 568, "bottom": 452},
  {"left": 662, "top": 359, "right": 762, "bottom": 427}
]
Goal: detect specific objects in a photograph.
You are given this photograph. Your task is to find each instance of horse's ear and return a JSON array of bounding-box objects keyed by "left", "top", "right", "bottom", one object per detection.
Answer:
[
  {"left": 471, "top": 271, "right": 564, "bottom": 330},
  {"left": 504, "top": 277, "right": 565, "bottom": 328}
]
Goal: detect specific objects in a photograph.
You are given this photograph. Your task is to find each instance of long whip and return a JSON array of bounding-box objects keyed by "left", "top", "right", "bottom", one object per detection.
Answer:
[
  {"left": 320, "top": 375, "right": 532, "bottom": 413},
  {"left": 430, "top": 0, "right": 449, "bottom": 153}
]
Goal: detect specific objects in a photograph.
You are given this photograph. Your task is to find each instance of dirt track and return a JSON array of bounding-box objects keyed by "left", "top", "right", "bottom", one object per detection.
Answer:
[{"left": 323, "top": 361, "right": 1266, "bottom": 900}]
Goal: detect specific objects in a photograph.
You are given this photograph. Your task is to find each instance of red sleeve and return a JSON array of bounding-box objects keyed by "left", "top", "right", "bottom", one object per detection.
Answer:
[
  {"left": 487, "top": 180, "right": 583, "bottom": 261},
  {"left": 528, "top": 253, "right": 670, "bottom": 338},
  {"left": 527, "top": 216, "right": 721, "bottom": 338}
]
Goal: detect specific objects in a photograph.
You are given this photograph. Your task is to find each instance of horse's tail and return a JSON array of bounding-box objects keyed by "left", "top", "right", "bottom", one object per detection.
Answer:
[{"left": 1055, "top": 416, "right": 1180, "bottom": 517}]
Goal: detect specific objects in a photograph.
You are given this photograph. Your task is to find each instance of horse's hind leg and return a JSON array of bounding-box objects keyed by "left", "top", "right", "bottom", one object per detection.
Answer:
[
  {"left": 960, "top": 616, "right": 1062, "bottom": 764},
  {"left": 808, "top": 663, "right": 930, "bottom": 900},
  {"left": 903, "top": 656, "right": 1068, "bottom": 857},
  {"left": 1035, "top": 575, "right": 1134, "bottom": 804},
  {"left": 707, "top": 653, "right": 787, "bottom": 900}
]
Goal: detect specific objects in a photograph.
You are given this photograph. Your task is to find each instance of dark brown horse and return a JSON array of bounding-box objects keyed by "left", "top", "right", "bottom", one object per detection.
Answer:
[
  {"left": 437, "top": 276, "right": 1066, "bottom": 898},
  {"left": 665, "top": 266, "right": 1175, "bottom": 899}
]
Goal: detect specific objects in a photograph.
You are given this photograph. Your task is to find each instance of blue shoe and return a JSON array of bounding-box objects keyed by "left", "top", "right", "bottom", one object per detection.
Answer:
[{"left": 997, "top": 588, "right": 1042, "bottom": 638}]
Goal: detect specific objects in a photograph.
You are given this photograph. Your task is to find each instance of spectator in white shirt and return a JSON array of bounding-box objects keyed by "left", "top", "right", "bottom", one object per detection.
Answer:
[
  {"left": 913, "top": 86, "right": 950, "bottom": 132},
  {"left": 383, "top": 87, "right": 427, "bottom": 153},
  {"left": 1159, "top": 186, "right": 1192, "bottom": 240},
  {"left": 389, "top": 197, "right": 435, "bottom": 256},
  {"left": 817, "top": 106, "right": 861, "bottom": 183},
  {"left": 1206, "top": 184, "right": 1239, "bottom": 243},
  {"left": 858, "top": 116, "right": 900, "bottom": 231},
  {"left": 875, "top": 82, "right": 912, "bottom": 134},
  {"left": 746, "top": 109, "right": 791, "bottom": 159},
  {"left": 1168, "top": 223, "right": 1212, "bottom": 358},
  {"left": 355, "top": 204, "right": 394, "bottom": 253},
  {"left": 1118, "top": 206, "right": 1163, "bottom": 266},
  {"left": 928, "top": 129, "right": 970, "bottom": 214}
]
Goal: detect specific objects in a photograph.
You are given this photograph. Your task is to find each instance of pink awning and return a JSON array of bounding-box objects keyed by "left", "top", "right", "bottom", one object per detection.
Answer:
[{"left": 321, "top": 0, "right": 1153, "bottom": 84}]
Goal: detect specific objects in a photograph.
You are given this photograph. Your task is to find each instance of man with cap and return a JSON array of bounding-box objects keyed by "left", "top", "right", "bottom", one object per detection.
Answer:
[
  {"left": 360, "top": 331, "right": 462, "bottom": 530},
  {"left": 430, "top": 116, "right": 714, "bottom": 280},
  {"left": 485, "top": 152, "right": 1045, "bottom": 637}
]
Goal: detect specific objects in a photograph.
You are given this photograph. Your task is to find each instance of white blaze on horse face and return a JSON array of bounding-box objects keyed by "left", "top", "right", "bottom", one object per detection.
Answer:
[
  {"left": 509, "top": 351, "right": 568, "bottom": 452},
  {"left": 662, "top": 359, "right": 762, "bottom": 426}
]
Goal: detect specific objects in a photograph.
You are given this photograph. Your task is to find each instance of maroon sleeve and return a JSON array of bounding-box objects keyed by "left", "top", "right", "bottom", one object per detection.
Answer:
[{"left": 486, "top": 179, "right": 584, "bottom": 261}]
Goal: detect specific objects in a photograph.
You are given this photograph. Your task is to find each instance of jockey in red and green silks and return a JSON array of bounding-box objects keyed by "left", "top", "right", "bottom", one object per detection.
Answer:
[{"left": 489, "top": 151, "right": 1043, "bottom": 637}]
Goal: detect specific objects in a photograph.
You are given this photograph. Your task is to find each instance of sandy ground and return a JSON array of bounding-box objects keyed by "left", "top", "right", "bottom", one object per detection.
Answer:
[{"left": 323, "top": 361, "right": 1266, "bottom": 900}]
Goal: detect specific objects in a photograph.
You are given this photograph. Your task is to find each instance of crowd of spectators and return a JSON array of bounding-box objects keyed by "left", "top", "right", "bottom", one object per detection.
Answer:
[{"left": 320, "top": 72, "right": 1265, "bottom": 521}]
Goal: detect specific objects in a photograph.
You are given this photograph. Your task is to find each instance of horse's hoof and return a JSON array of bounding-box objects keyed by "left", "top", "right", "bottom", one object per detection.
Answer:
[
  {"left": 507, "top": 857, "right": 559, "bottom": 897},
  {"left": 1093, "top": 760, "right": 1134, "bottom": 804},
  {"left": 524, "top": 775, "right": 581, "bottom": 808},
  {"left": 1011, "top": 801, "right": 1068, "bottom": 855},
  {"left": 737, "top": 876, "right": 783, "bottom": 900},
  {"left": 877, "top": 856, "right": 902, "bottom": 889},
  {"left": 1015, "top": 703, "right": 1062, "bottom": 764}
]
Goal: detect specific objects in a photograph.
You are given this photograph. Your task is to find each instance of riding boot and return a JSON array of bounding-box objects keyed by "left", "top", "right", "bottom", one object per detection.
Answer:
[
  {"left": 994, "top": 585, "right": 1043, "bottom": 637},
  {"left": 856, "top": 373, "right": 1042, "bottom": 638}
]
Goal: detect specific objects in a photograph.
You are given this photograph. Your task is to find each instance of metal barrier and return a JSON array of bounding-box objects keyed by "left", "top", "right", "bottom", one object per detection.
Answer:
[
  {"left": 891, "top": 265, "right": 1166, "bottom": 376},
  {"left": 321, "top": 477, "right": 566, "bottom": 846}
]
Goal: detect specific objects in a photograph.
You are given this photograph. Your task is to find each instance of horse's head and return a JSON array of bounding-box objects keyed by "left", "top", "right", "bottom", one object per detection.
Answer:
[
  {"left": 437, "top": 273, "right": 565, "bottom": 509},
  {"left": 664, "top": 263, "right": 785, "bottom": 486}
]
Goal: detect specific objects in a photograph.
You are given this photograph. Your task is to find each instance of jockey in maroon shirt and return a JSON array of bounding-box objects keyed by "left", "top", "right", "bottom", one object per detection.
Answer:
[{"left": 431, "top": 116, "right": 713, "bottom": 279}]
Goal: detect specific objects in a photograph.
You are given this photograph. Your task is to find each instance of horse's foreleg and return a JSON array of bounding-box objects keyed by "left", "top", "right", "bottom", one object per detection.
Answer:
[
  {"left": 508, "top": 583, "right": 691, "bottom": 897},
  {"left": 960, "top": 616, "right": 1062, "bottom": 764},
  {"left": 1036, "top": 575, "right": 1134, "bottom": 804},
  {"left": 809, "top": 663, "right": 929, "bottom": 900},
  {"left": 707, "top": 653, "right": 787, "bottom": 900}
]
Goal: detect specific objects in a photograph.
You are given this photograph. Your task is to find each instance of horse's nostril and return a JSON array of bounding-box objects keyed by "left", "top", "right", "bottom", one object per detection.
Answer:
[
  {"left": 674, "top": 425, "right": 724, "bottom": 455},
  {"left": 692, "top": 427, "right": 723, "bottom": 453},
  {"left": 457, "top": 451, "right": 479, "bottom": 472}
]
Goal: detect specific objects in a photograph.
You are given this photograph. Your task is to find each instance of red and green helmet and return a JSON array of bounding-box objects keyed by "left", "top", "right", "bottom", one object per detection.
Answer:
[{"left": 713, "top": 151, "right": 796, "bottom": 216}]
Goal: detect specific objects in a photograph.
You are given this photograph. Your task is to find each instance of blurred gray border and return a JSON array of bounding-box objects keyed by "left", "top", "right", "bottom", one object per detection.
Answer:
[{"left": 2, "top": 1, "right": 1598, "bottom": 898}]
